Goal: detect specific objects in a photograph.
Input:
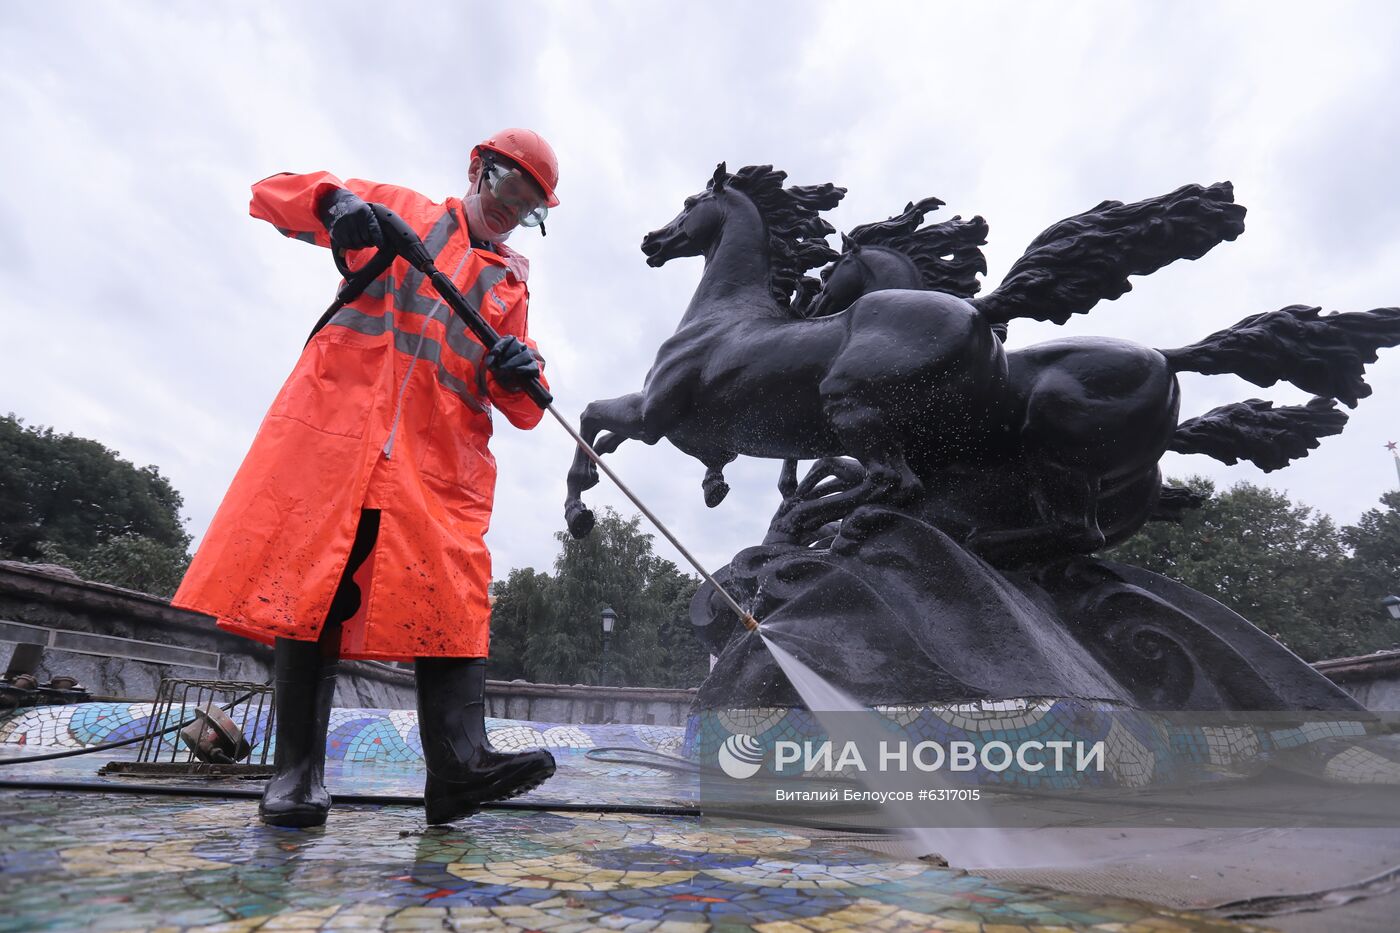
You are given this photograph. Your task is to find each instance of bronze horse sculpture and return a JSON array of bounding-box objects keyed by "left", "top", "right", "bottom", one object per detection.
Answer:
[
  {"left": 564, "top": 163, "right": 1004, "bottom": 537},
  {"left": 780, "top": 193, "right": 1374, "bottom": 562},
  {"left": 794, "top": 196, "right": 989, "bottom": 320},
  {"left": 563, "top": 163, "right": 1400, "bottom": 566}
]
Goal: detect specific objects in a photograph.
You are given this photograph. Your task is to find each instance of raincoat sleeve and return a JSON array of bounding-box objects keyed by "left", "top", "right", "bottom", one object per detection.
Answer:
[
  {"left": 483, "top": 291, "right": 549, "bottom": 431},
  {"left": 248, "top": 173, "right": 437, "bottom": 247}
]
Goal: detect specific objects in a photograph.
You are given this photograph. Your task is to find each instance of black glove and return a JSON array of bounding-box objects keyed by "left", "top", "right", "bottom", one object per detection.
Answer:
[
  {"left": 317, "top": 188, "right": 383, "bottom": 251},
  {"left": 484, "top": 335, "right": 540, "bottom": 389}
]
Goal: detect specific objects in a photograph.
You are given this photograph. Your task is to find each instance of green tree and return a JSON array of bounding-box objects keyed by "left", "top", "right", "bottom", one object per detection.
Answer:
[
  {"left": 547, "top": 509, "right": 665, "bottom": 686},
  {"left": 487, "top": 508, "right": 706, "bottom": 687},
  {"left": 648, "top": 559, "right": 710, "bottom": 688},
  {"left": 0, "top": 414, "right": 191, "bottom": 596},
  {"left": 1337, "top": 490, "right": 1400, "bottom": 653},
  {"left": 53, "top": 533, "right": 192, "bottom": 599},
  {"left": 1105, "top": 477, "right": 1389, "bottom": 661},
  {"left": 485, "top": 567, "right": 552, "bottom": 681}
]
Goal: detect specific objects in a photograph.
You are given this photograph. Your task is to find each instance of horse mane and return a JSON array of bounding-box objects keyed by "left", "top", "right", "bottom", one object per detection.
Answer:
[
  {"left": 717, "top": 164, "right": 846, "bottom": 309},
  {"left": 843, "top": 197, "right": 989, "bottom": 298},
  {"left": 972, "top": 182, "right": 1246, "bottom": 326}
]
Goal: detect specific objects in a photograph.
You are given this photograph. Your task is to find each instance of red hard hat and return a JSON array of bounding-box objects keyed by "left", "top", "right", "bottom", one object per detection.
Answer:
[{"left": 473, "top": 128, "right": 560, "bottom": 208}]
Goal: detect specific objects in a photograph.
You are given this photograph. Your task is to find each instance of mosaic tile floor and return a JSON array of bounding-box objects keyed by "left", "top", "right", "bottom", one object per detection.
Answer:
[
  {"left": 0, "top": 733, "right": 704, "bottom": 812},
  {"left": 0, "top": 789, "right": 1263, "bottom": 932},
  {"left": 9, "top": 701, "right": 1395, "bottom": 800},
  {"left": 0, "top": 702, "right": 685, "bottom": 763},
  {"left": 0, "top": 703, "right": 703, "bottom": 809},
  {"left": 5, "top": 702, "right": 1394, "bottom": 834}
]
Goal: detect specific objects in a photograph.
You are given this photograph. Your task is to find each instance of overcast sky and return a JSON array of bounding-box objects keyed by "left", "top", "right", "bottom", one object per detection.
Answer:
[{"left": 5, "top": 1, "right": 1400, "bottom": 583}]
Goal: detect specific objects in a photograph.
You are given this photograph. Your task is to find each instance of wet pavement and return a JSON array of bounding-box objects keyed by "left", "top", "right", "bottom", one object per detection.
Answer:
[
  {"left": 0, "top": 789, "right": 1261, "bottom": 932},
  {"left": 19, "top": 700, "right": 1400, "bottom": 930}
]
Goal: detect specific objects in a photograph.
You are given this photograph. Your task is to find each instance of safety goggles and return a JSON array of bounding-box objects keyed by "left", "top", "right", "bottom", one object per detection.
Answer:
[{"left": 483, "top": 159, "right": 549, "bottom": 228}]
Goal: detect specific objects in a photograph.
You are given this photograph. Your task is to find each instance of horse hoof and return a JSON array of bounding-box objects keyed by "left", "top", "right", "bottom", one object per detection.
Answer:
[
  {"left": 703, "top": 479, "right": 730, "bottom": 508},
  {"left": 566, "top": 503, "right": 595, "bottom": 539}
]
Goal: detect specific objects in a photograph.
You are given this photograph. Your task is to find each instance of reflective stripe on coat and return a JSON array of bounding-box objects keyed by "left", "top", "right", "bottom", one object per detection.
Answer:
[{"left": 172, "top": 172, "right": 546, "bottom": 660}]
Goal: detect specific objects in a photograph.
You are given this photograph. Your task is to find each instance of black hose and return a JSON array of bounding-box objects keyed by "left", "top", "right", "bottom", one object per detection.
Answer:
[
  {"left": 585, "top": 746, "right": 713, "bottom": 774},
  {"left": 0, "top": 732, "right": 164, "bottom": 765},
  {"left": 0, "top": 777, "right": 900, "bottom": 834},
  {"left": 582, "top": 748, "right": 1386, "bottom": 824},
  {"left": 0, "top": 739, "right": 886, "bottom": 832},
  {"left": 11, "top": 740, "right": 1363, "bottom": 824},
  {"left": 0, "top": 777, "right": 693, "bottom": 812},
  {"left": 585, "top": 745, "right": 868, "bottom": 790}
]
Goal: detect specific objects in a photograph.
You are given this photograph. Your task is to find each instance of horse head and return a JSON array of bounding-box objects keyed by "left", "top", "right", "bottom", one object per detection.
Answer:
[
  {"left": 823, "top": 198, "right": 988, "bottom": 305},
  {"left": 806, "top": 237, "right": 922, "bottom": 319},
  {"left": 641, "top": 162, "right": 735, "bottom": 267},
  {"left": 806, "top": 234, "right": 866, "bottom": 318}
]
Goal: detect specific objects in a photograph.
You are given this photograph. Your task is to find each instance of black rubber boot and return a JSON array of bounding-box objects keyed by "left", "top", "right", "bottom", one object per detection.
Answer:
[
  {"left": 259, "top": 636, "right": 338, "bottom": 828},
  {"left": 258, "top": 511, "right": 376, "bottom": 828},
  {"left": 414, "top": 657, "right": 556, "bottom": 825}
]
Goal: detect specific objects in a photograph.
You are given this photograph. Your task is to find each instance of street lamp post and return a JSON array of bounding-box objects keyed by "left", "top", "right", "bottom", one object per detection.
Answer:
[
  {"left": 600, "top": 607, "right": 617, "bottom": 686},
  {"left": 1382, "top": 596, "right": 1400, "bottom": 621}
]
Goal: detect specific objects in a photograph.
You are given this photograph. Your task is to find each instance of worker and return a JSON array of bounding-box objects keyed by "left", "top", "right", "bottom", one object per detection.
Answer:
[{"left": 172, "top": 129, "right": 561, "bottom": 828}]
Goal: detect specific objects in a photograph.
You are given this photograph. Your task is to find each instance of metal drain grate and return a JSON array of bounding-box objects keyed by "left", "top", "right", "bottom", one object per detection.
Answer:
[{"left": 101, "top": 678, "right": 275, "bottom": 778}]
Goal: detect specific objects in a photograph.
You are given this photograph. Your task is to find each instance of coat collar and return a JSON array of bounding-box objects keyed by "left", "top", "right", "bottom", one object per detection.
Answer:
[{"left": 446, "top": 197, "right": 531, "bottom": 283}]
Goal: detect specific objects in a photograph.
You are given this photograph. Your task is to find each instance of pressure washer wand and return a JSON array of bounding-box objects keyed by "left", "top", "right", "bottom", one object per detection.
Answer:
[
  {"left": 361, "top": 204, "right": 761, "bottom": 633},
  {"left": 543, "top": 407, "right": 761, "bottom": 632}
]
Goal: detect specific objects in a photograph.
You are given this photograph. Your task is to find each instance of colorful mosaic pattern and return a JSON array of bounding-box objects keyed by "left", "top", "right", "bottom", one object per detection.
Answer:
[
  {"left": 0, "top": 702, "right": 708, "bottom": 811},
  {"left": 7, "top": 701, "right": 1398, "bottom": 800},
  {"left": 683, "top": 700, "right": 1400, "bottom": 790},
  {"left": 0, "top": 789, "right": 1261, "bottom": 931},
  {"left": 0, "top": 702, "right": 681, "bottom": 763}
]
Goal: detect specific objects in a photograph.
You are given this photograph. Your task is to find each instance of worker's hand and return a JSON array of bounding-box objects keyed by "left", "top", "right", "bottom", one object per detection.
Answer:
[
  {"left": 317, "top": 188, "right": 384, "bottom": 251},
  {"left": 485, "top": 335, "right": 540, "bottom": 389}
]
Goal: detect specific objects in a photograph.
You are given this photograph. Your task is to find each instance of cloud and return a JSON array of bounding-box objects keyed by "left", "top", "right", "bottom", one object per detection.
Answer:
[{"left": 4, "top": 0, "right": 1400, "bottom": 585}]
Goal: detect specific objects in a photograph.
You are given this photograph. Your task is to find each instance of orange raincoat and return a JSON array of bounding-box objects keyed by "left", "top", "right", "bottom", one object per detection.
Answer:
[{"left": 172, "top": 172, "right": 547, "bottom": 660}]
